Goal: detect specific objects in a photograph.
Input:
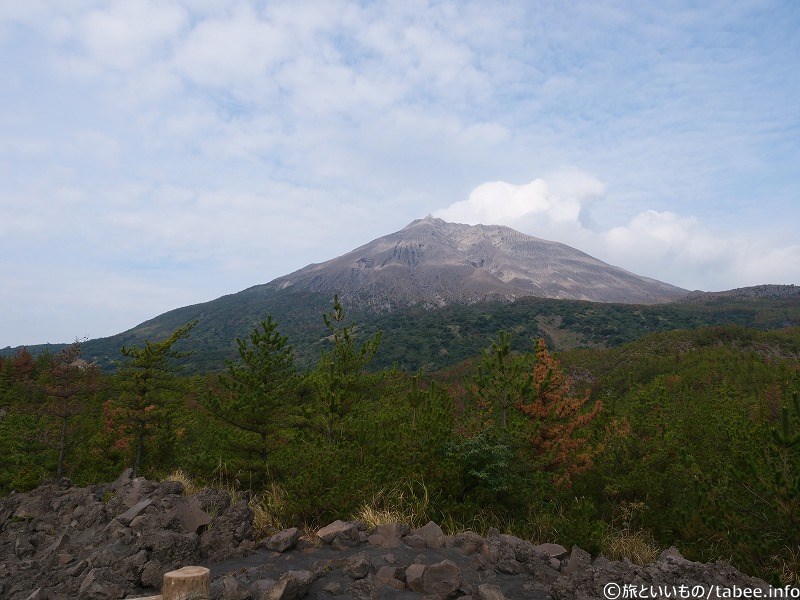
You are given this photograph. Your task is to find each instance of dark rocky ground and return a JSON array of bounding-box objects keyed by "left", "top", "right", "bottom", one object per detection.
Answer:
[{"left": 0, "top": 473, "right": 775, "bottom": 599}]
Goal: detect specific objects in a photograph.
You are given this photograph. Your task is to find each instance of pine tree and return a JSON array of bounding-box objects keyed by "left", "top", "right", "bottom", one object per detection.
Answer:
[
  {"left": 314, "top": 294, "right": 381, "bottom": 443},
  {"left": 11, "top": 348, "right": 35, "bottom": 385},
  {"left": 114, "top": 322, "right": 196, "bottom": 477},
  {"left": 516, "top": 338, "right": 603, "bottom": 488},
  {"left": 472, "top": 331, "right": 532, "bottom": 430},
  {"left": 204, "top": 317, "right": 303, "bottom": 480},
  {"left": 768, "top": 391, "right": 800, "bottom": 536},
  {"left": 40, "top": 341, "right": 97, "bottom": 479}
]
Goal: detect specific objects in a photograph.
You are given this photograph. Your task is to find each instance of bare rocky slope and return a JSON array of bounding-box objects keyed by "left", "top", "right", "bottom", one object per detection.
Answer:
[
  {"left": 1, "top": 473, "right": 772, "bottom": 599},
  {"left": 269, "top": 216, "right": 687, "bottom": 307}
]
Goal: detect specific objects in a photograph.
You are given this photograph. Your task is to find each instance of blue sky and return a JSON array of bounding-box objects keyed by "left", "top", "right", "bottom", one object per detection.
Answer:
[{"left": 1, "top": 0, "right": 798, "bottom": 346}]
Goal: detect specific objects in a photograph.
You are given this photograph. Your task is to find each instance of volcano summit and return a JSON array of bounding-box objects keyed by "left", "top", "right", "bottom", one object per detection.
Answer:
[{"left": 269, "top": 216, "right": 686, "bottom": 306}]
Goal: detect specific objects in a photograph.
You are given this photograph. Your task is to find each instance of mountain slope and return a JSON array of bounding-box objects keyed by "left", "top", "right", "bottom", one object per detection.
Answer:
[
  {"left": 678, "top": 284, "right": 800, "bottom": 303},
  {"left": 269, "top": 216, "right": 687, "bottom": 306},
  {"left": 3, "top": 217, "right": 711, "bottom": 371}
]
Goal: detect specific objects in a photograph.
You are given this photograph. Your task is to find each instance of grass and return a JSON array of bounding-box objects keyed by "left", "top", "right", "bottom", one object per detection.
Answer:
[
  {"left": 599, "top": 500, "right": 660, "bottom": 565},
  {"left": 159, "top": 467, "right": 665, "bottom": 566},
  {"left": 164, "top": 467, "right": 572, "bottom": 548},
  {"left": 164, "top": 468, "right": 199, "bottom": 496},
  {"left": 438, "top": 509, "right": 519, "bottom": 538},
  {"left": 351, "top": 479, "right": 522, "bottom": 538},
  {"left": 249, "top": 483, "right": 288, "bottom": 539},
  {"left": 602, "top": 529, "right": 660, "bottom": 565},
  {"left": 351, "top": 479, "right": 431, "bottom": 530},
  {"left": 162, "top": 464, "right": 286, "bottom": 539},
  {"left": 355, "top": 502, "right": 409, "bottom": 530},
  {"left": 772, "top": 545, "right": 800, "bottom": 586}
]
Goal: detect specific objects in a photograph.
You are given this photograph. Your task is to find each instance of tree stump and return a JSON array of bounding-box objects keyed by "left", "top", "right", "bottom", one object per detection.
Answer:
[{"left": 162, "top": 566, "right": 210, "bottom": 600}]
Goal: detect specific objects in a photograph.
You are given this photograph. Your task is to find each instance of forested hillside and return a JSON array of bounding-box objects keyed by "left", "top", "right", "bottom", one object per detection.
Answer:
[
  {"left": 1, "top": 306, "right": 798, "bottom": 585},
  {"left": 4, "top": 287, "right": 800, "bottom": 374}
]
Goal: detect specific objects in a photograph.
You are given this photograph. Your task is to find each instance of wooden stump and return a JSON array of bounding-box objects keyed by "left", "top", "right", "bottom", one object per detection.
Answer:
[{"left": 162, "top": 566, "right": 210, "bottom": 600}]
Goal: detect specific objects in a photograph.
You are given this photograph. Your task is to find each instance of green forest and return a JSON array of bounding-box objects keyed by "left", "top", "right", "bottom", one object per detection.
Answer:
[
  {"left": 1, "top": 297, "right": 798, "bottom": 585},
  {"left": 5, "top": 285, "right": 799, "bottom": 375}
]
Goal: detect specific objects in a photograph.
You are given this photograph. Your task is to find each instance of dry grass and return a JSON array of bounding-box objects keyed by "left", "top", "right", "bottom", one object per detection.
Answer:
[
  {"left": 353, "top": 481, "right": 525, "bottom": 538},
  {"left": 249, "top": 483, "right": 288, "bottom": 539},
  {"left": 164, "top": 468, "right": 200, "bottom": 496},
  {"left": 352, "top": 480, "right": 431, "bottom": 530},
  {"left": 772, "top": 545, "right": 800, "bottom": 586},
  {"left": 249, "top": 498, "right": 279, "bottom": 539},
  {"left": 602, "top": 529, "right": 659, "bottom": 565},
  {"left": 439, "top": 510, "right": 520, "bottom": 538},
  {"left": 600, "top": 500, "right": 659, "bottom": 566},
  {"left": 356, "top": 503, "right": 409, "bottom": 530},
  {"left": 524, "top": 505, "right": 564, "bottom": 545},
  {"left": 164, "top": 463, "right": 287, "bottom": 539},
  {"left": 210, "top": 460, "right": 245, "bottom": 504}
]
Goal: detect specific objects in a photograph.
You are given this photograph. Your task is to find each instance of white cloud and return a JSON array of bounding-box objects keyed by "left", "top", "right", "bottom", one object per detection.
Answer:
[
  {"left": 171, "top": 4, "right": 288, "bottom": 88},
  {"left": 434, "top": 168, "right": 604, "bottom": 227},
  {"left": 434, "top": 171, "right": 800, "bottom": 291},
  {"left": 28, "top": 1, "right": 187, "bottom": 77},
  {"left": 436, "top": 179, "right": 550, "bottom": 224},
  {"left": 606, "top": 211, "right": 698, "bottom": 253},
  {"left": 77, "top": 1, "right": 187, "bottom": 70}
]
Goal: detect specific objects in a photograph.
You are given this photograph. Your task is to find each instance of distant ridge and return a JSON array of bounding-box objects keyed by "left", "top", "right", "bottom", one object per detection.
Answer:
[
  {"left": 267, "top": 216, "right": 687, "bottom": 306},
  {"left": 679, "top": 284, "right": 800, "bottom": 303}
]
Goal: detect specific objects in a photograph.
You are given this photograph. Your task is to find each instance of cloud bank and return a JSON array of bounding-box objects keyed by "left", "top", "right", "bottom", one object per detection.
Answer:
[
  {"left": 435, "top": 169, "right": 800, "bottom": 291},
  {"left": 1, "top": 1, "right": 798, "bottom": 345}
]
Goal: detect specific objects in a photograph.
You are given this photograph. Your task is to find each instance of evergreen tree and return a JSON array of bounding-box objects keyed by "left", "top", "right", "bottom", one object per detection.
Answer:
[
  {"left": 204, "top": 317, "right": 304, "bottom": 481},
  {"left": 313, "top": 294, "right": 381, "bottom": 443},
  {"left": 40, "top": 341, "right": 97, "bottom": 479},
  {"left": 472, "top": 331, "right": 532, "bottom": 430},
  {"left": 467, "top": 335, "right": 603, "bottom": 491},
  {"left": 452, "top": 333, "right": 536, "bottom": 502},
  {"left": 516, "top": 339, "right": 603, "bottom": 488},
  {"left": 767, "top": 391, "right": 800, "bottom": 539},
  {"left": 0, "top": 349, "right": 52, "bottom": 492},
  {"left": 113, "top": 322, "right": 195, "bottom": 477}
]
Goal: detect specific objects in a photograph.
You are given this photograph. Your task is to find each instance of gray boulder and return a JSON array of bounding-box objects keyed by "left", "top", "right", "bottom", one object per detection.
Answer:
[
  {"left": 264, "top": 570, "right": 313, "bottom": 600},
  {"left": 174, "top": 496, "right": 213, "bottom": 535},
  {"left": 552, "top": 550, "right": 771, "bottom": 600},
  {"left": 316, "top": 520, "right": 360, "bottom": 549},
  {"left": 263, "top": 527, "right": 300, "bottom": 553},
  {"left": 344, "top": 551, "right": 372, "bottom": 579},
  {"left": 412, "top": 521, "right": 445, "bottom": 548},
  {"left": 422, "top": 560, "right": 462, "bottom": 598},
  {"left": 562, "top": 545, "right": 592, "bottom": 576},
  {"left": 477, "top": 583, "right": 507, "bottom": 600}
]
